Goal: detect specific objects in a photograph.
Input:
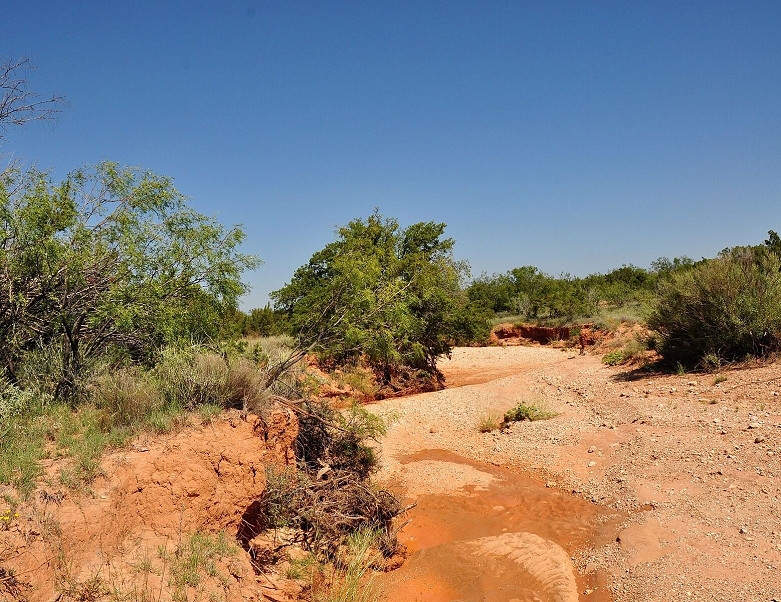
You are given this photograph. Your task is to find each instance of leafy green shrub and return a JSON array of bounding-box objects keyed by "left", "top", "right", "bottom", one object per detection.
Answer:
[
  {"left": 504, "top": 401, "right": 558, "bottom": 423},
  {"left": 602, "top": 351, "right": 625, "bottom": 366},
  {"left": 0, "top": 377, "right": 51, "bottom": 421},
  {"left": 0, "top": 162, "right": 257, "bottom": 403},
  {"left": 648, "top": 248, "right": 781, "bottom": 368}
]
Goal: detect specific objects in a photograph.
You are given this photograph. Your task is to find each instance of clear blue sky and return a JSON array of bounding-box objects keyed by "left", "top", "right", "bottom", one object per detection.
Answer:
[{"left": 4, "top": 1, "right": 781, "bottom": 309}]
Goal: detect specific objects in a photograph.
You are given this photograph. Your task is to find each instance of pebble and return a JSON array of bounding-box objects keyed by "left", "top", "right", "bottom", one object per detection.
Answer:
[
  {"left": 588, "top": 446, "right": 596, "bottom": 453},
  {"left": 588, "top": 461, "right": 597, "bottom": 467},
  {"left": 754, "top": 436, "right": 766, "bottom": 444},
  {"left": 748, "top": 423, "right": 761, "bottom": 429}
]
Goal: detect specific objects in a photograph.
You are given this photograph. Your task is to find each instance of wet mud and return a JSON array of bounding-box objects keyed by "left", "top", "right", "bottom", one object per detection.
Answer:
[{"left": 379, "top": 449, "right": 622, "bottom": 602}]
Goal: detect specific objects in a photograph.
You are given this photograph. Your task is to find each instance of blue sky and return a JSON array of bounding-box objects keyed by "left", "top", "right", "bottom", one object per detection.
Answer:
[{"left": 3, "top": 1, "right": 781, "bottom": 309}]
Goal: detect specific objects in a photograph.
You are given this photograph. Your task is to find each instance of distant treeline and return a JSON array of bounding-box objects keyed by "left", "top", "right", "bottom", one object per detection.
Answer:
[
  {"left": 464, "top": 258, "right": 701, "bottom": 323},
  {"left": 232, "top": 258, "right": 705, "bottom": 338},
  {"left": 226, "top": 305, "right": 290, "bottom": 338}
]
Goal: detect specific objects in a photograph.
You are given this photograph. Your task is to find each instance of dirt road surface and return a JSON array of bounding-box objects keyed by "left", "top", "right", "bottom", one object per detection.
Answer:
[{"left": 372, "top": 346, "right": 781, "bottom": 601}]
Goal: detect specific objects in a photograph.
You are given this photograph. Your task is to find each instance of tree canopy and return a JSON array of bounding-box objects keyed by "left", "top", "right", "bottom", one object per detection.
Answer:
[
  {"left": 272, "top": 211, "right": 488, "bottom": 386},
  {"left": 0, "top": 161, "right": 258, "bottom": 398}
]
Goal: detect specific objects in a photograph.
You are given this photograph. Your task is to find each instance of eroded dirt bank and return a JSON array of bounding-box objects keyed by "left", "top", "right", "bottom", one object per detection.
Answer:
[
  {"left": 0, "top": 408, "right": 299, "bottom": 602},
  {"left": 372, "top": 346, "right": 781, "bottom": 602}
]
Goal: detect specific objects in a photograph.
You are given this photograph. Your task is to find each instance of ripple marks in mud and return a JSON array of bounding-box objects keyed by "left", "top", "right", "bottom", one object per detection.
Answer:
[{"left": 471, "top": 532, "right": 579, "bottom": 602}]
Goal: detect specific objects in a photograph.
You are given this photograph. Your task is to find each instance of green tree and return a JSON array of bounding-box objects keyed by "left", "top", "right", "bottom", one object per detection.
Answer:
[
  {"left": 272, "top": 212, "right": 487, "bottom": 386},
  {"left": 764, "top": 230, "right": 781, "bottom": 257},
  {"left": 0, "top": 162, "right": 258, "bottom": 398}
]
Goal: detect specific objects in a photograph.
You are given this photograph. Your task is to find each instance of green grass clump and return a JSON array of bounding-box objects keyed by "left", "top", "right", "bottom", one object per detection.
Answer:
[
  {"left": 476, "top": 413, "right": 501, "bottom": 432},
  {"left": 504, "top": 402, "right": 558, "bottom": 423},
  {"left": 313, "top": 528, "right": 383, "bottom": 602},
  {"left": 0, "top": 416, "right": 47, "bottom": 498},
  {"left": 164, "top": 531, "right": 237, "bottom": 595}
]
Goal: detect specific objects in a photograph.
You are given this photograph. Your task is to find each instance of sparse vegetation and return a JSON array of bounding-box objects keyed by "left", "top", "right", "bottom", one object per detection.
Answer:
[
  {"left": 164, "top": 531, "right": 238, "bottom": 597},
  {"left": 504, "top": 400, "right": 558, "bottom": 423},
  {"left": 601, "top": 337, "right": 649, "bottom": 366},
  {"left": 0, "top": 338, "right": 300, "bottom": 496},
  {"left": 311, "top": 528, "right": 384, "bottom": 602},
  {"left": 477, "top": 413, "right": 502, "bottom": 432}
]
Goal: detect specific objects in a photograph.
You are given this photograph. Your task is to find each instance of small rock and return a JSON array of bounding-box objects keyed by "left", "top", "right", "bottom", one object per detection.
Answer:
[
  {"left": 588, "top": 461, "right": 597, "bottom": 467},
  {"left": 754, "top": 435, "right": 766, "bottom": 444},
  {"left": 545, "top": 481, "right": 555, "bottom": 488},
  {"left": 588, "top": 446, "right": 596, "bottom": 453},
  {"left": 429, "top": 427, "right": 437, "bottom": 434},
  {"left": 739, "top": 526, "right": 748, "bottom": 534},
  {"left": 748, "top": 423, "right": 761, "bottom": 429}
]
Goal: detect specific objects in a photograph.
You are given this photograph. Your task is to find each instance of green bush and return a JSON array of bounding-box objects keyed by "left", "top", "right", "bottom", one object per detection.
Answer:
[
  {"left": 272, "top": 212, "right": 487, "bottom": 386},
  {"left": 0, "top": 377, "right": 51, "bottom": 422},
  {"left": 601, "top": 351, "right": 625, "bottom": 366},
  {"left": 504, "top": 401, "right": 558, "bottom": 423},
  {"left": 648, "top": 248, "right": 781, "bottom": 368}
]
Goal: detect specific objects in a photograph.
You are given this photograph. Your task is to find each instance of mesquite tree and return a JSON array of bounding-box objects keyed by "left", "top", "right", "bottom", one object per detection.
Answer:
[
  {"left": 272, "top": 211, "right": 489, "bottom": 387},
  {"left": 0, "top": 162, "right": 258, "bottom": 399}
]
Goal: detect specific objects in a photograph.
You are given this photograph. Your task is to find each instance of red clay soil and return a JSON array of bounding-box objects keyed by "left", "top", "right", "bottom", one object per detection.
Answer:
[
  {"left": 0, "top": 407, "right": 298, "bottom": 602},
  {"left": 491, "top": 323, "right": 574, "bottom": 346}
]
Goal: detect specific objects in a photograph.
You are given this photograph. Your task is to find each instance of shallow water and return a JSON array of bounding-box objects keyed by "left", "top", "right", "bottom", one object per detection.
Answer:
[{"left": 378, "top": 449, "right": 621, "bottom": 602}]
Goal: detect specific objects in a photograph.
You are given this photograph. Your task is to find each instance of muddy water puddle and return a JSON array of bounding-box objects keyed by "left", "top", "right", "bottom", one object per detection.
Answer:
[{"left": 379, "top": 449, "right": 621, "bottom": 602}]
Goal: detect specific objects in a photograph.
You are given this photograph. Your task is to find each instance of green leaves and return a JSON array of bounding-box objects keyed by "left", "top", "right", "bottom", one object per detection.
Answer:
[
  {"left": 648, "top": 247, "right": 781, "bottom": 368},
  {"left": 0, "top": 162, "right": 258, "bottom": 398},
  {"left": 273, "top": 211, "right": 487, "bottom": 385}
]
